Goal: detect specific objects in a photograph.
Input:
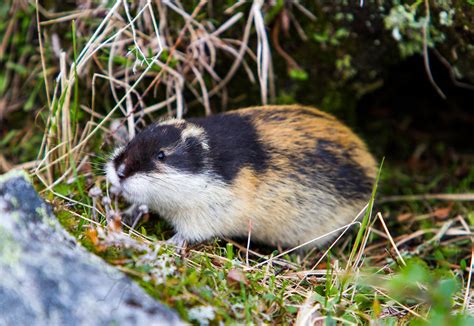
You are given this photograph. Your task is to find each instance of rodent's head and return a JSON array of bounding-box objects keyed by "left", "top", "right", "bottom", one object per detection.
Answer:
[{"left": 106, "top": 120, "right": 210, "bottom": 209}]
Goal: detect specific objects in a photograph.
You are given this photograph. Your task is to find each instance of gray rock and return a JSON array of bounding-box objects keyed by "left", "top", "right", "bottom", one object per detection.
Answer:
[{"left": 0, "top": 171, "right": 182, "bottom": 326}]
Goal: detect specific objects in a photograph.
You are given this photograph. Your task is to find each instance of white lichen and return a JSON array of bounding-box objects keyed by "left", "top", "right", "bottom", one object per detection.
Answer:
[
  {"left": 392, "top": 27, "right": 402, "bottom": 41},
  {"left": 0, "top": 212, "right": 23, "bottom": 267},
  {"left": 384, "top": 3, "right": 445, "bottom": 57},
  {"left": 439, "top": 10, "right": 454, "bottom": 26},
  {"left": 188, "top": 306, "right": 216, "bottom": 325}
]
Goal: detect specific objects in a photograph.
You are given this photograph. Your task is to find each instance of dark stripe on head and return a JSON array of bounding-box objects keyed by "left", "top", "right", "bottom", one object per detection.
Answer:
[
  {"left": 188, "top": 113, "right": 269, "bottom": 182},
  {"left": 164, "top": 136, "right": 206, "bottom": 173}
]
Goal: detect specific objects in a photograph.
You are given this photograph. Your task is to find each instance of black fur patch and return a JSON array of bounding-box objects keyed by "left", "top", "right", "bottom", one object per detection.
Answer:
[
  {"left": 188, "top": 113, "right": 269, "bottom": 182},
  {"left": 288, "top": 139, "right": 373, "bottom": 200},
  {"left": 114, "top": 124, "right": 184, "bottom": 178},
  {"left": 164, "top": 136, "right": 206, "bottom": 173}
]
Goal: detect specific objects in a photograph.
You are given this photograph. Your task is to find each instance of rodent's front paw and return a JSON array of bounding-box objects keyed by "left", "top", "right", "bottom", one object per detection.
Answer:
[
  {"left": 166, "top": 233, "right": 188, "bottom": 253},
  {"left": 122, "top": 204, "right": 139, "bottom": 219}
]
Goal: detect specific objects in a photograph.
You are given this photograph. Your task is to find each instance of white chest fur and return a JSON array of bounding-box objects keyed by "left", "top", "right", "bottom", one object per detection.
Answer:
[{"left": 121, "top": 169, "right": 246, "bottom": 241}]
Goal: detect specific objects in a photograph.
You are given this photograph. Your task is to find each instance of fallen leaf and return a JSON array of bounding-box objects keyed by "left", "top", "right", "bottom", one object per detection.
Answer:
[
  {"left": 85, "top": 227, "right": 98, "bottom": 245},
  {"left": 433, "top": 205, "right": 452, "bottom": 220},
  {"left": 109, "top": 213, "right": 122, "bottom": 233},
  {"left": 227, "top": 269, "right": 248, "bottom": 287},
  {"left": 211, "top": 258, "right": 224, "bottom": 268},
  {"left": 397, "top": 212, "right": 413, "bottom": 222}
]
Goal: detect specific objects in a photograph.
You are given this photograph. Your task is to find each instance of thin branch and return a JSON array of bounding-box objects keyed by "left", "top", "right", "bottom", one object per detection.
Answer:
[{"left": 422, "top": 0, "right": 447, "bottom": 99}]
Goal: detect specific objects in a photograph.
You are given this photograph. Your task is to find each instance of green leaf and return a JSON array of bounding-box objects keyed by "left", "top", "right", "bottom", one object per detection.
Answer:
[
  {"left": 289, "top": 69, "right": 308, "bottom": 81},
  {"left": 460, "top": 259, "right": 467, "bottom": 270},
  {"left": 226, "top": 243, "right": 234, "bottom": 260},
  {"left": 263, "top": 293, "right": 276, "bottom": 301},
  {"left": 285, "top": 306, "right": 298, "bottom": 314},
  {"left": 0, "top": 73, "right": 8, "bottom": 94},
  {"left": 6, "top": 62, "right": 28, "bottom": 75},
  {"left": 313, "top": 31, "right": 329, "bottom": 43}
]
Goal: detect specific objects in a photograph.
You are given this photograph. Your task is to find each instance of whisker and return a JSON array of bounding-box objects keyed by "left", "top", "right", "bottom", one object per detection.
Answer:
[
  {"left": 143, "top": 175, "right": 181, "bottom": 192},
  {"left": 90, "top": 162, "right": 106, "bottom": 168}
]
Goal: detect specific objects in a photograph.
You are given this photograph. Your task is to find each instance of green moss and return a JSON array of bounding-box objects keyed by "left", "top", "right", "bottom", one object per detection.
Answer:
[{"left": 55, "top": 209, "right": 81, "bottom": 235}]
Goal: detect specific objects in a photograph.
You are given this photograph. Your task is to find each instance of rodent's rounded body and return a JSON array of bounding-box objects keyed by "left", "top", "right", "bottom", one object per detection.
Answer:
[{"left": 106, "top": 105, "right": 377, "bottom": 248}]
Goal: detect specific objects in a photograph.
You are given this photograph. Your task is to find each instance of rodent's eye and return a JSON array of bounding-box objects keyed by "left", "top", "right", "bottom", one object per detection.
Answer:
[{"left": 157, "top": 151, "right": 166, "bottom": 160}]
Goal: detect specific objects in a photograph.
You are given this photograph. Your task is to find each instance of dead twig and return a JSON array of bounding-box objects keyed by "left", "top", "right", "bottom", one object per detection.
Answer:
[{"left": 379, "top": 193, "right": 474, "bottom": 203}]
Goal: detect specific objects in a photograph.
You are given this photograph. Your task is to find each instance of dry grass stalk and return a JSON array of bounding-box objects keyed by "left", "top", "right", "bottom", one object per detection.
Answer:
[
  {"left": 380, "top": 193, "right": 474, "bottom": 203},
  {"left": 376, "top": 212, "right": 406, "bottom": 266}
]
